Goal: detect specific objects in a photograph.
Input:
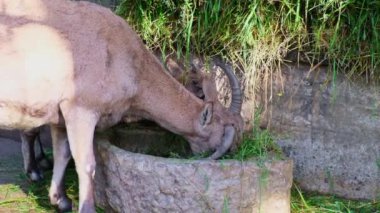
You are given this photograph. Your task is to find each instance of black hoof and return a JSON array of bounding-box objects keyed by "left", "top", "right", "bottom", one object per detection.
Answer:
[
  {"left": 38, "top": 157, "right": 53, "bottom": 171},
  {"left": 28, "top": 170, "right": 43, "bottom": 182},
  {"left": 57, "top": 196, "right": 73, "bottom": 213}
]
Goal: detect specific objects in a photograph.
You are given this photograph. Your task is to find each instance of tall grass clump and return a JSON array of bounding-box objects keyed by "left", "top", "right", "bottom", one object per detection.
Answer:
[
  {"left": 291, "top": 184, "right": 380, "bottom": 212},
  {"left": 302, "top": 0, "right": 380, "bottom": 82},
  {"left": 222, "top": 110, "right": 283, "bottom": 161},
  {"left": 116, "top": 0, "right": 380, "bottom": 115},
  {"left": 115, "top": 0, "right": 297, "bottom": 112}
]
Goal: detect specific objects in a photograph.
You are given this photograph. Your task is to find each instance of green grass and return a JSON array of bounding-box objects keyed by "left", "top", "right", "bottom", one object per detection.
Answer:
[
  {"left": 221, "top": 121, "right": 283, "bottom": 161},
  {"left": 115, "top": 0, "right": 380, "bottom": 119},
  {"left": 291, "top": 184, "right": 380, "bottom": 212},
  {"left": 0, "top": 164, "right": 104, "bottom": 213},
  {"left": 230, "top": 108, "right": 283, "bottom": 161},
  {"left": 166, "top": 123, "right": 282, "bottom": 161},
  {"left": 164, "top": 109, "right": 283, "bottom": 161},
  {"left": 0, "top": 168, "right": 78, "bottom": 212},
  {"left": 116, "top": 0, "right": 380, "bottom": 67},
  {"left": 165, "top": 124, "right": 282, "bottom": 160}
]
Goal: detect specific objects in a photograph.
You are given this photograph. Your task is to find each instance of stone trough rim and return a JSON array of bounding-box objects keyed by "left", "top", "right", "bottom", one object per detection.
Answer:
[
  {"left": 94, "top": 136, "right": 293, "bottom": 213},
  {"left": 95, "top": 136, "right": 292, "bottom": 166}
]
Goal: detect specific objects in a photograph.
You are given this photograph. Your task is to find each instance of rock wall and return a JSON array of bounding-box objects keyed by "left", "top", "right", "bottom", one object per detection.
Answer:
[{"left": 260, "top": 64, "right": 380, "bottom": 200}]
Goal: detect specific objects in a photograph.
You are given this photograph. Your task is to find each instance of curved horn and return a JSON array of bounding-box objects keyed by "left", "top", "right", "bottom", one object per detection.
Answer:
[
  {"left": 213, "top": 57, "right": 242, "bottom": 114},
  {"left": 208, "top": 125, "right": 235, "bottom": 160}
]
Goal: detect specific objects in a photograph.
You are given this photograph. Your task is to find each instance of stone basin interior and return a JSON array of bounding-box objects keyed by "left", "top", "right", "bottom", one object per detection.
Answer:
[{"left": 103, "top": 121, "right": 194, "bottom": 158}]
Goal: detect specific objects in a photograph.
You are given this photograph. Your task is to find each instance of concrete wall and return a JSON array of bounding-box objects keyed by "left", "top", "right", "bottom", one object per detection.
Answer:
[{"left": 259, "top": 64, "right": 380, "bottom": 200}]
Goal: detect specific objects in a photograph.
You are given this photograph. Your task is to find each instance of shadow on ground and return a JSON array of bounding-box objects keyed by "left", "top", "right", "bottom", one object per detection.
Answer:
[{"left": 0, "top": 131, "right": 79, "bottom": 212}]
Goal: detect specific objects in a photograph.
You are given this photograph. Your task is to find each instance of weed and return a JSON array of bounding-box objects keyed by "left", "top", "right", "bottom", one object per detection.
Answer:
[
  {"left": 116, "top": 0, "right": 380, "bottom": 119},
  {"left": 291, "top": 184, "right": 380, "bottom": 212},
  {"left": 222, "top": 195, "right": 230, "bottom": 213},
  {"left": 222, "top": 109, "right": 283, "bottom": 161},
  {"left": 164, "top": 110, "right": 282, "bottom": 161},
  {"left": 0, "top": 165, "right": 104, "bottom": 212},
  {"left": 324, "top": 168, "right": 335, "bottom": 194}
]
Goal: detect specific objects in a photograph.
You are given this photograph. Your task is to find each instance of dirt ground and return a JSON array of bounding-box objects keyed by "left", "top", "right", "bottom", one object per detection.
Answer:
[
  {"left": 0, "top": 129, "right": 74, "bottom": 212},
  {"left": 0, "top": 132, "right": 30, "bottom": 210},
  {"left": 0, "top": 131, "right": 24, "bottom": 184},
  {"left": 0, "top": 127, "right": 52, "bottom": 185}
]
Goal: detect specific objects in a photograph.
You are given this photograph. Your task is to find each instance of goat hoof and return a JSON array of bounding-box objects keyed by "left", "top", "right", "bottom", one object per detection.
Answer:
[
  {"left": 28, "top": 170, "right": 43, "bottom": 182},
  {"left": 57, "top": 196, "right": 72, "bottom": 213},
  {"left": 38, "top": 157, "right": 53, "bottom": 171}
]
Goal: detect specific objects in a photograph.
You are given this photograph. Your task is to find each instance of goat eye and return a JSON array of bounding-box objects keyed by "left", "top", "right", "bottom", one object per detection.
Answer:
[{"left": 199, "top": 103, "right": 213, "bottom": 126}]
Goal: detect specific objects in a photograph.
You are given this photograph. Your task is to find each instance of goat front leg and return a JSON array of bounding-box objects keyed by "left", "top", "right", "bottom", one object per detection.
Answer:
[
  {"left": 61, "top": 105, "right": 98, "bottom": 213},
  {"left": 49, "top": 125, "right": 72, "bottom": 212},
  {"left": 21, "top": 128, "right": 43, "bottom": 181}
]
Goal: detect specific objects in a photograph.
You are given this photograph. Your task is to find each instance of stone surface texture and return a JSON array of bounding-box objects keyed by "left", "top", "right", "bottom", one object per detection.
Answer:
[
  {"left": 259, "top": 64, "right": 380, "bottom": 200},
  {"left": 94, "top": 139, "right": 293, "bottom": 213}
]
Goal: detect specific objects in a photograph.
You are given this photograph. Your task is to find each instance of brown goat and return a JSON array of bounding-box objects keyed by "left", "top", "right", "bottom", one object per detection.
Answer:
[
  {"left": 19, "top": 57, "right": 208, "bottom": 182},
  {"left": 0, "top": 0, "right": 243, "bottom": 212}
]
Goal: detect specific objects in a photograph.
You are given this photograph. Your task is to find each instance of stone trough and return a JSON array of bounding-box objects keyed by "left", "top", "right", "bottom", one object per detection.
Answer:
[{"left": 94, "top": 124, "right": 293, "bottom": 213}]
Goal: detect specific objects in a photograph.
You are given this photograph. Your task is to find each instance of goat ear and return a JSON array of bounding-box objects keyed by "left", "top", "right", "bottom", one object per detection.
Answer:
[
  {"left": 202, "top": 74, "right": 218, "bottom": 102},
  {"left": 166, "top": 58, "right": 183, "bottom": 80},
  {"left": 199, "top": 103, "right": 213, "bottom": 127}
]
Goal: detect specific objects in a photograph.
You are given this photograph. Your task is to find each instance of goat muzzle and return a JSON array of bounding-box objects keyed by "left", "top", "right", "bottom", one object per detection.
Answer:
[{"left": 208, "top": 125, "right": 235, "bottom": 160}]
